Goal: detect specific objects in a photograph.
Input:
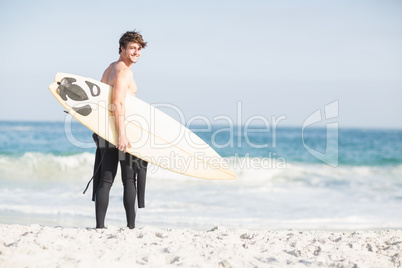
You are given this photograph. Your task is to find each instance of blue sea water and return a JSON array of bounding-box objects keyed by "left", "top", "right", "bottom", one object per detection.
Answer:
[{"left": 0, "top": 120, "right": 401, "bottom": 230}]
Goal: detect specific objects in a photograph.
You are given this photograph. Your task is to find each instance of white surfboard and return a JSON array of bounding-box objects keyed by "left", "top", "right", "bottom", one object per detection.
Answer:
[{"left": 48, "top": 73, "right": 236, "bottom": 180}]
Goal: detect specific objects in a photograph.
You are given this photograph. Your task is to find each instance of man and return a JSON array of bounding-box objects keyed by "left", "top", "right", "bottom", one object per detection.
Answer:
[{"left": 92, "top": 31, "right": 148, "bottom": 229}]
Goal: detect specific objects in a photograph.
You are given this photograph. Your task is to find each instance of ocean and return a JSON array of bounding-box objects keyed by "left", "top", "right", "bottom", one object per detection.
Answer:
[{"left": 0, "top": 120, "right": 401, "bottom": 230}]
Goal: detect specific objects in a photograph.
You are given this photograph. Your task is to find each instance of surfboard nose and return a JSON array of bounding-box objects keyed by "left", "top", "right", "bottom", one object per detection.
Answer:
[{"left": 223, "top": 166, "right": 237, "bottom": 180}]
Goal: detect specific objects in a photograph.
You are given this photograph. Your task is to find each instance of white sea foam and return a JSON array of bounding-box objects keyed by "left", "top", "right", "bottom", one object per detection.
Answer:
[
  {"left": 0, "top": 153, "right": 94, "bottom": 182},
  {"left": 1, "top": 153, "right": 402, "bottom": 230},
  {"left": 0, "top": 153, "right": 401, "bottom": 185}
]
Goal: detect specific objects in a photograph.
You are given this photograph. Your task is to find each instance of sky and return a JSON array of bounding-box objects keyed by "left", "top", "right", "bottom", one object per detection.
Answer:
[{"left": 0, "top": 0, "right": 401, "bottom": 128}]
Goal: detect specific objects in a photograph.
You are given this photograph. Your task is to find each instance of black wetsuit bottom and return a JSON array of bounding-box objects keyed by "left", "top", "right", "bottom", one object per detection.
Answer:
[{"left": 95, "top": 142, "right": 137, "bottom": 229}]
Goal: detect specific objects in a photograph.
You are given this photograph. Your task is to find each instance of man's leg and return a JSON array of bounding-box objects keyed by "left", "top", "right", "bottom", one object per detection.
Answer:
[
  {"left": 136, "top": 159, "right": 148, "bottom": 208},
  {"left": 120, "top": 152, "right": 136, "bottom": 229},
  {"left": 95, "top": 147, "right": 118, "bottom": 228}
]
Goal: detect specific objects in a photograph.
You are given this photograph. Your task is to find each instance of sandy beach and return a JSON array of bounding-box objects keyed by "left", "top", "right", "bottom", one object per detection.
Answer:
[{"left": 0, "top": 224, "right": 401, "bottom": 267}]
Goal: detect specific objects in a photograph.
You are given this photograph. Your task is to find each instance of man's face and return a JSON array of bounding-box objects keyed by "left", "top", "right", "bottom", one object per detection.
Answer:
[{"left": 122, "top": 42, "right": 142, "bottom": 63}]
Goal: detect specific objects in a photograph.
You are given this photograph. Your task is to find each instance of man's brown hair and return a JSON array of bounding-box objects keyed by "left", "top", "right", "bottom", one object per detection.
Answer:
[{"left": 119, "top": 30, "right": 147, "bottom": 54}]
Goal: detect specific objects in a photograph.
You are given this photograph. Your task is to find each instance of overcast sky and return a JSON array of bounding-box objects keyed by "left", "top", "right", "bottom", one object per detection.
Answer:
[{"left": 0, "top": 0, "right": 401, "bottom": 128}]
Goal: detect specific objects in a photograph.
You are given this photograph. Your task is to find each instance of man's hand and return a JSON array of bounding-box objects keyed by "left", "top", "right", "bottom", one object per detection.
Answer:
[{"left": 117, "top": 135, "right": 132, "bottom": 153}]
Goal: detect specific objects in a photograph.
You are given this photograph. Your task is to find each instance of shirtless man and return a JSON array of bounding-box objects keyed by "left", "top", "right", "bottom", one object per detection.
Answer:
[{"left": 94, "top": 31, "right": 147, "bottom": 229}]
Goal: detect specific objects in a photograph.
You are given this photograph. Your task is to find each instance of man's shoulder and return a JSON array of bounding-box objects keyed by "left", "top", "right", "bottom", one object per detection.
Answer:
[
  {"left": 114, "top": 60, "right": 128, "bottom": 70},
  {"left": 105, "top": 61, "right": 117, "bottom": 71},
  {"left": 115, "top": 62, "right": 133, "bottom": 76},
  {"left": 102, "top": 62, "right": 116, "bottom": 78}
]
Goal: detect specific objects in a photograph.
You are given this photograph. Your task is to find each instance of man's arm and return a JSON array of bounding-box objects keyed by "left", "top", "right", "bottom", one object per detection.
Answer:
[{"left": 112, "top": 70, "right": 131, "bottom": 152}]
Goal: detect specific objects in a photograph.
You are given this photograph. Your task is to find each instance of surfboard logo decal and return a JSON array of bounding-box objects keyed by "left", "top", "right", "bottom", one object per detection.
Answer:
[
  {"left": 57, "top": 77, "right": 97, "bottom": 116},
  {"left": 71, "top": 104, "right": 92, "bottom": 116},
  {"left": 85, "top": 81, "right": 101, "bottom": 97},
  {"left": 58, "top": 78, "right": 89, "bottom": 102}
]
